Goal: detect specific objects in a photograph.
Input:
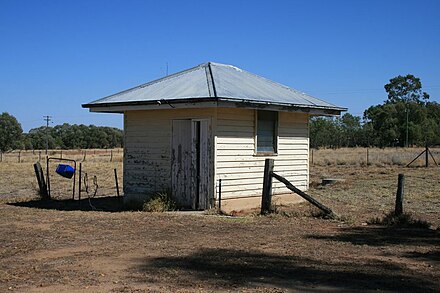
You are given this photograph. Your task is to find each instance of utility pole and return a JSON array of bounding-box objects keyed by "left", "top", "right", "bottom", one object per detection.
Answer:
[{"left": 43, "top": 115, "right": 52, "bottom": 155}]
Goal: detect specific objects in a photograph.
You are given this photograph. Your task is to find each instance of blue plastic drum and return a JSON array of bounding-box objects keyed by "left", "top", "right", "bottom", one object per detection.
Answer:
[{"left": 55, "top": 164, "right": 75, "bottom": 179}]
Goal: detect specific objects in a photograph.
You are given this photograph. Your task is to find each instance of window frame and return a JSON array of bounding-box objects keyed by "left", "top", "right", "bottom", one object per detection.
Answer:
[{"left": 254, "top": 109, "right": 279, "bottom": 156}]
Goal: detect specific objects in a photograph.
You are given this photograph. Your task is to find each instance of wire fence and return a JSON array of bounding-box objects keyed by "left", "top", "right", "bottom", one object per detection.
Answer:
[
  {"left": 0, "top": 149, "right": 123, "bottom": 202},
  {"left": 310, "top": 147, "right": 440, "bottom": 167},
  {"left": 0, "top": 148, "right": 124, "bottom": 163}
]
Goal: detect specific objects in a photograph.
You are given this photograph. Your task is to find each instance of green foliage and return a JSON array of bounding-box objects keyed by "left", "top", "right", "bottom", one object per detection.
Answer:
[
  {"left": 311, "top": 74, "right": 440, "bottom": 148},
  {"left": 384, "top": 74, "right": 429, "bottom": 104},
  {"left": 0, "top": 112, "right": 23, "bottom": 152},
  {"left": 143, "top": 191, "right": 177, "bottom": 212},
  {"left": 364, "top": 101, "right": 440, "bottom": 147},
  {"left": 310, "top": 113, "right": 366, "bottom": 148},
  {"left": 25, "top": 123, "right": 123, "bottom": 150}
]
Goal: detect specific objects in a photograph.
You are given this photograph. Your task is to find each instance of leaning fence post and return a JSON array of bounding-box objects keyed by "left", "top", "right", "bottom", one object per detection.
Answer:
[
  {"left": 114, "top": 168, "right": 120, "bottom": 197},
  {"left": 395, "top": 174, "right": 405, "bottom": 216},
  {"left": 33, "top": 162, "right": 48, "bottom": 199},
  {"left": 261, "top": 159, "right": 274, "bottom": 214}
]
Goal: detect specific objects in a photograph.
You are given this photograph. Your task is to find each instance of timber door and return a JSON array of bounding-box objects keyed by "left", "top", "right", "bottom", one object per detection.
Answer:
[{"left": 171, "top": 119, "right": 210, "bottom": 210}]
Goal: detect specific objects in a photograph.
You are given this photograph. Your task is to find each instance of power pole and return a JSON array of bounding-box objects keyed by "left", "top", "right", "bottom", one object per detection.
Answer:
[{"left": 43, "top": 115, "right": 52, "bottom": 155}]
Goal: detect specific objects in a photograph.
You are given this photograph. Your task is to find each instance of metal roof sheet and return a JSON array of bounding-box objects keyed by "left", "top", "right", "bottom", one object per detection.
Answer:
[{"left": 83, "top": 62, "right": 346, "bottom": 112}]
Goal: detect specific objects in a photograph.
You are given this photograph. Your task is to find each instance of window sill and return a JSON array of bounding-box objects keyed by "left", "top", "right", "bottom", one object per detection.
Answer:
[{"left": 253, "top": 152, "right": 278, "bottom": 157}]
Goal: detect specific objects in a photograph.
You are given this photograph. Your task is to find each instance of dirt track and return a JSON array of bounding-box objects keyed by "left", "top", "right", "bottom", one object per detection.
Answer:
[{"left": 0, "top": 202, "right": 439, "bottom": 292}]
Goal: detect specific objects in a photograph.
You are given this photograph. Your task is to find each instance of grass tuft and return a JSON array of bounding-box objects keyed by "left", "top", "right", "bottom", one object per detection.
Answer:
[
  {"left": 368, "top": 211, "right": 431, "bottom": 229},
  {"left": 143, "top": 191, "right": 176, "bottom": 212}
]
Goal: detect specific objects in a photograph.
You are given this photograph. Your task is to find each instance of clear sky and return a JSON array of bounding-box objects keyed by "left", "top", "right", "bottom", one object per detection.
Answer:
[{"left": 1, "top": 0, "right": 439, "bottom": 132}]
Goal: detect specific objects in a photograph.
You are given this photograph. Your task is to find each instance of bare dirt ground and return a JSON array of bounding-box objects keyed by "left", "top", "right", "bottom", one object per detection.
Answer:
[{"left": 0, "top": 151, "right": 439, "bottom": 292}]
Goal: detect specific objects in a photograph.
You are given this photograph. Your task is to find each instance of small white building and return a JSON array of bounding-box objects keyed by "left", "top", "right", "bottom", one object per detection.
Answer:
[{"left": 83, "top": 62, "right": 345, "bottom": 211}]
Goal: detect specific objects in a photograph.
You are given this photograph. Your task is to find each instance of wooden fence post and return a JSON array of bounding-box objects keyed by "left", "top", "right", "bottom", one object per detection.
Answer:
[
  {"left": 83, "top": 150, "right": 87, "bottom": 161},
  {"left": 33, "top": 162, "right": 48, "bottom": 199},
  {"left": 18, "top": 151, "right": 21, "bottom": 163},
  {"left": 425, "top": 145, "right": 429, "bottom": 168},
  {"left": 38, "top": 151, "right": 41, "bottom": 162},
  {"left": 110, "top": 150, "right": 113, "bottom": 162},
  {"left": 261, "top": 159, "right": 274, "bottom": 214},
  {"left": 114, "top": 168, "right": 120, "bottom": 197},
  {"left": 78, "top": 163, "right": 82, "bottom": 201},
  {"left": 218, "top": 179, "right": 222, "bottom": 212},
  {"left": 395, "top": 174, "right": 405, "bottom": 216},
  {"left": 0, "top": 151, "right": 2, "bottom": 162},
  {"left": 366, "top": 148, "right": 369, "bottom": 166}
]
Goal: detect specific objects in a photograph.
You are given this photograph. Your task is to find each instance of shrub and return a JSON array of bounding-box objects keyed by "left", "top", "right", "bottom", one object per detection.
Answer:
[{"left": 143, "top": 191, "right": 176, "bottom": 212}]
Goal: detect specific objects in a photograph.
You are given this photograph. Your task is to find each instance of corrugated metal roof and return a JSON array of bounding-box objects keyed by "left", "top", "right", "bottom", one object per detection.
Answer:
[{"left": 83, "top": 62, "right": 346, "bottom": 112}]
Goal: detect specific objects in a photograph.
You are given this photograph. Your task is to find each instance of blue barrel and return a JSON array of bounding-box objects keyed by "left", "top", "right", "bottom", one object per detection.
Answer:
[{"left": 56, "top": 164, "right": 75, "bottom": 179}]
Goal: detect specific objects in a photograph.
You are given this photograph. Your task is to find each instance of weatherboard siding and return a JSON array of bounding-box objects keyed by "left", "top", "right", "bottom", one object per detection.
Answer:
[
  {"left": 123, "top": 108, "right": 216, "bottom": 204},
  {"left": 123, "top": 107, "right": 309, "bottom": 206},
  {"left": 215, "top": 108, "right": 309, "bottom": 199}
]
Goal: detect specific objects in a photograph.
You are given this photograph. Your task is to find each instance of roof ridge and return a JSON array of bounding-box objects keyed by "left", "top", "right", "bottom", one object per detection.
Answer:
[{"left": 207, "top": 62, "right": 217, "bottom": 98}]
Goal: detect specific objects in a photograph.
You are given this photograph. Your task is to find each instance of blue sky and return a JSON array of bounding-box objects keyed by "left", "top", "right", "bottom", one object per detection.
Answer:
[{"left": 1, "top": 0, "right": 439, "bottom": 131}]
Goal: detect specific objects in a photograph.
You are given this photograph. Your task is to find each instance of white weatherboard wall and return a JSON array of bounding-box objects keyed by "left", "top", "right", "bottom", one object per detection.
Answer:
[
  {"left": 123, "top": 108, "right": 216, "bottom": 205},
  {"left": 123, "top": 107, "right": 309, "bottom": 207},
  {"left": 215, "top": 108, "right": 309, "bottom": 200}
]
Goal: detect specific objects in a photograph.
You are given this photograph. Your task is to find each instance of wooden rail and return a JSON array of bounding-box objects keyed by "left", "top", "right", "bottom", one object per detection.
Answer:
[{"left": 261, "top": 159, "right": 336, "bottom": 218}]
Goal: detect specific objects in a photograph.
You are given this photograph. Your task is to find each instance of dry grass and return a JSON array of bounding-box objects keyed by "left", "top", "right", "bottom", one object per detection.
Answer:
[
  {"left": 0, "top": 147, "right": 439, "bottom": 292},
  {"left": 311, "top": 147, "right": 440, "bottom": 167},
  {"left": 0, "top": 148, "right": 123, "bottom": 163},
  {"left": 0, "top": 149, "right": 123, "bottom": 203},
  {"left": 308, "top": 164, "right": 440, "bottom": 228}
]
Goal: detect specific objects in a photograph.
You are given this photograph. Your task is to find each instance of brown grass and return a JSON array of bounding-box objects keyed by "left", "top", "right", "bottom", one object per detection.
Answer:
[
  {"left": 0, "top": 149, "right": 123, "bottom": 203},
  {"left": 308, "top": 164, "right": 439, "bottom": 228},
  {"left": 0, "top": 147, "right": 439, "bottom": 292},
  {"left": 311, "top": 147, "right": 440, "bottom": 167}
]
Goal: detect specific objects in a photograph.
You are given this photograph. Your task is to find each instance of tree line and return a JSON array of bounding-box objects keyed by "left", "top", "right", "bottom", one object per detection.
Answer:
[
  {"left": 311, "top": 74, "right": 440, "bottom": 148},
  {"left": 1, "top": 74, "right": 438, "bottom": 151},
  {"left": 0, "top": 114, "right": 123, "bottom": 152}
]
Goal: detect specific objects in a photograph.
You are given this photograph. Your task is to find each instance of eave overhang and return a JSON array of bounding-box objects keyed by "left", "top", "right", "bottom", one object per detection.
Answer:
[{"left": 82, "top": 97, "right": 347, "bottom": 116}]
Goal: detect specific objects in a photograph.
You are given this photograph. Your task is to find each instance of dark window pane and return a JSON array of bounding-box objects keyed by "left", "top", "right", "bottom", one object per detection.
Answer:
[{"left": 257, "top": 110, "right": 277, "bottom": 153}]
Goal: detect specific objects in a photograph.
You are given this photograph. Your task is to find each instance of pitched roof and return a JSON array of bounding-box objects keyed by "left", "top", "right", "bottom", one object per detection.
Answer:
[{"left": 82, "top": 62, "right": 346, "bottom": 114}]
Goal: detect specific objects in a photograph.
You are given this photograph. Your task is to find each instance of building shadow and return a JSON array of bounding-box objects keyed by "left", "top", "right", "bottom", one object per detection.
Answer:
[
  {"left": 307, "top": 226, "right": 440, "bottom": 247},
  {"left": 404, "top": 250, "right": 440, "bottom": 263},
  {"left": 132, "top": 248, "right": 439, "bottom": 292},
  {"left": 8, "top": 196, "right": 125, "bottom": 212}
]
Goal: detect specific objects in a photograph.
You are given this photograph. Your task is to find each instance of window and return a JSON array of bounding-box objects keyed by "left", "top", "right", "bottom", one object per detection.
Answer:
[{"left": 256, "top": 110, "right": 278, "bottom": 154}]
